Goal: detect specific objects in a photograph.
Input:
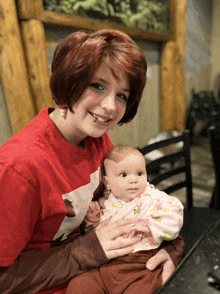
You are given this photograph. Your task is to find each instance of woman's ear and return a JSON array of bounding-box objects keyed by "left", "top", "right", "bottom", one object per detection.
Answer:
[{"left": 103, "top": 176, "right": 111, "bottom": 191}]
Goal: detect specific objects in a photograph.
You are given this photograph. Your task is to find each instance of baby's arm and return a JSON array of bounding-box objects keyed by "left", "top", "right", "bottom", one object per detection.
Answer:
[
  {"left": 85, "top": 201, "right": 102, "bottom": 223},
  {"left": 82, "top": 201, "right": 103, "bottom": 232},
  {"left": 146, "top": 188, "right": 184, "bottom": 243}
]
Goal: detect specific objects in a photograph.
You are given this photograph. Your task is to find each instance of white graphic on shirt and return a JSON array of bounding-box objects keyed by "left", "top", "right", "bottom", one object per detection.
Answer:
[{"left": 53, "top": 168, "right": 100, "bottom": 241}]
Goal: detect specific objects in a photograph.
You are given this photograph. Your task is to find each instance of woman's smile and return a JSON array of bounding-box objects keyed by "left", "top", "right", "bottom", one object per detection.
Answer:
[{"left": 89, "top": 112, "right": 111, "bottom": 126}]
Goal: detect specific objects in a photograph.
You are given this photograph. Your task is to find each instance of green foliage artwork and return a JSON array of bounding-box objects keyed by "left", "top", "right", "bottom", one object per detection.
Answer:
[{"left": 43, "top": 0, "right": 170, "bottom": 34}]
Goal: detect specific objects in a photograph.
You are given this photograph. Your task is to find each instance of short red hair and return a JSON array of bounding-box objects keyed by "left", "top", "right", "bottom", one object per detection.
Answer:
[{"left": 50, "top": 29, "right": 147, "bottom": 124}]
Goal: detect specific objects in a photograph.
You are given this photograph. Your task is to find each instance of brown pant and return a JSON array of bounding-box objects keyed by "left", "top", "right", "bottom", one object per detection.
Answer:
[{"left": 66, "top": 249, "right": 162, "bottom": 294}]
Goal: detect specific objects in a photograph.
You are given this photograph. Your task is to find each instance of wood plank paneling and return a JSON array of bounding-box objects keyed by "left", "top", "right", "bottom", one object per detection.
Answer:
[
  {"left": 21, "top": 19, "right": 54, "bottom": 112},
  {"left": 160, "top": 0, "right": 187, "bottom": 132},
  {"left": 16, "top": 0, "right": 43, "bottom": 19},
  {"left": 0, "top": 0, "right": 36, "bottom": 134},
  {"left": 160, "top": 41, "right": 178, "bottom": 131}
]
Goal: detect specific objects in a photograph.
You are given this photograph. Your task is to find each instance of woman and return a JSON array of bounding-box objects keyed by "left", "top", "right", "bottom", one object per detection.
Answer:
[{"left": 0, "top": 29, "right": 183, "bottom": 294}]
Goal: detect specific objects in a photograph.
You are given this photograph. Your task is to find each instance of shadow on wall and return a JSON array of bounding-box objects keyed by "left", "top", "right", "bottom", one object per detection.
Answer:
[
  {"left": 0, "top": 79, "right": 12, "bottom": 146},
  {"left": 185, "top": 63, "right": 212, "bottom": 107}
]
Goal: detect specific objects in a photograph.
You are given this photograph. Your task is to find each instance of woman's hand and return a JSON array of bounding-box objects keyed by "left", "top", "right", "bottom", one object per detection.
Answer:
[
  {"left": 146, "top": 248, "right": 175, "bottom": 285},
  {"left": 95, "top": 217, "right": 141, "bottom": 259}
]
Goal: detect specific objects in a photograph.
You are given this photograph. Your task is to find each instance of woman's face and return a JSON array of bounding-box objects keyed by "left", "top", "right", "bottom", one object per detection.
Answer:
[{"left": 70, "top": 61, "right": 130, "bottom": 142}]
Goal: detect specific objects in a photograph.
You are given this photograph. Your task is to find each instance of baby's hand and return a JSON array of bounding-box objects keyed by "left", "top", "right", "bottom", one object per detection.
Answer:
[
  {"left": 98, "top": 197, "right": 106, "bottom": 210},
  {"left": 131, "top": 220, "right": 152, "bottom": 239},
  {"left": 122, "top": 220, "right": 152, "bottom": 239},
  {"left": 85, "top": 201, "right": 101, "bottom": 223}
]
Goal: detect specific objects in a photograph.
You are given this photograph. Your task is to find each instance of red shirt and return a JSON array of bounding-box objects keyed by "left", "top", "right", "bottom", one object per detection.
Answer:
[{"left": 0, "top": 108, "right": 113, "bottom": 293}]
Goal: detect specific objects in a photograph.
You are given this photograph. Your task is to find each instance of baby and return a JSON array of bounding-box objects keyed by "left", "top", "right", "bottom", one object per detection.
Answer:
[
  {"left": 84, "top": 145, "right": 183, "bottom": 252},
  {"left": 66, "top": 145, "right": 183, "bottom": 294}
]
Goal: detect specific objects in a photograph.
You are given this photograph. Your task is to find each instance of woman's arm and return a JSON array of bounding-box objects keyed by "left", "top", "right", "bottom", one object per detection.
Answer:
[
  {"left": 161, "top": 234, "right": 184, "bottom": 267},
  {"left": 146, "top": 234, "right": 184, "bottom": 285},
  {"left": 0, "top": 228, "right": 108, "bottom": 294},
  {"left": 0, "top": 218, "right": 141, "bottom": 294}
]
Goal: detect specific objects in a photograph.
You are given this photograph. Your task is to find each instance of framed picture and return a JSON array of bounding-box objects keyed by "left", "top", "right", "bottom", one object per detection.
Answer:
[{"left": 40, "top": 0, "right": 171, "bottom": 42}]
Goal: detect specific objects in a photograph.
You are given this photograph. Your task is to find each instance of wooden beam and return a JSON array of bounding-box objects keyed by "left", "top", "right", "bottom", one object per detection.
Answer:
[
  {"left": 160, "top": 41, "right": 178, "bottom": 131},
  {"left": 39, "top": 10, "right": 171, "bottom": 43},
  {"left": 174, "top": 44, "right": 186, "bottom": 132},
  {"left": 16, "top": 0, "right": 43, "bottom": 19},
  {"left": 170, "top": 0, "right": 187, "bottom": 132},
  {"left": 20, "top": 19, "right": 54, "bottom": 112},
  {"left": 160, "top": 0, "right": 187, "bottom": 132},
  {"left": 0, "top": 0, "right": 37, "bottom": 134}
]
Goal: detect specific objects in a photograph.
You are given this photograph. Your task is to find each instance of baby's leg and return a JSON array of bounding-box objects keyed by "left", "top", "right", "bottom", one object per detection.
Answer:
[
  {"left": 66, "top": 269, "right": 106, "bottom": 294},
  {"left": 99, "top": 250, "right": 162, "bottom": 294},
  {"left": 123, "top": 266, "right": 162, "bottom": 294}
]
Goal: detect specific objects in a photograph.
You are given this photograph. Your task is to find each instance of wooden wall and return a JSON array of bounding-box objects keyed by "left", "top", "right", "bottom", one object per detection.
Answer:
[{"left": 0, "top": 0, "right": 187, "bottom": 135}]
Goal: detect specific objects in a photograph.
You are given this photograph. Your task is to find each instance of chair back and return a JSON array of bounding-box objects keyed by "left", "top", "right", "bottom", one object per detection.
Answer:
[
  {"left": 186, "top": 90, "right": 219, "bottom": 140},
  {"left": 208, "top": 114, "right": 220, "bottom": 209},
  {"left": 138, "top": 130, "right": 193, "bottom": 208}
]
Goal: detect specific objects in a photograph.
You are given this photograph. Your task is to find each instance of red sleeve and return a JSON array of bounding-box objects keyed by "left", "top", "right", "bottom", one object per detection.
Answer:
[
  {"left": 0, "top": 163, "right": 40, "bottom": 266},
  {"left": 161, "top": 234, "right": 184, "bottom": 267}
]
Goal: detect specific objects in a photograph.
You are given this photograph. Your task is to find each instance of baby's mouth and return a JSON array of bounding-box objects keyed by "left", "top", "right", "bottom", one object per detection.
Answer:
[{"left": 128, "top": 188, "right": 138, "bottom": 191}]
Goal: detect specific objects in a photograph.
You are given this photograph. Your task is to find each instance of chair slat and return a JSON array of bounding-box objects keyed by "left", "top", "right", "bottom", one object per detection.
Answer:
[
  {"left": 138, "top": 129, "right": 193, "bottom": 208},
  {"left": 151, "top": 166, "right": 186, "bottom": 185},
  {"left": 146, "top": 152, "right": 183, "bottom": 172}
]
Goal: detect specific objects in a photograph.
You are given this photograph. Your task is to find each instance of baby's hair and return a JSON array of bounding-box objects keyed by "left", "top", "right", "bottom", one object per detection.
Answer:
[{"left": 104, "top": 145, "right": 143, "bottom": 164}]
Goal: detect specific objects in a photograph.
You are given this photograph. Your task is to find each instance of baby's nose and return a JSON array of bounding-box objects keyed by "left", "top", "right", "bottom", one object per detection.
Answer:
[{"left": 129, "top": 175, "right": 138, "bottom": 183}]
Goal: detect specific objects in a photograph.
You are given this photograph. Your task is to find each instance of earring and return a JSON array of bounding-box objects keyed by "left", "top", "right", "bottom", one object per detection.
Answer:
[{"left": 59, "top": 106, "right": 67, "bottom": 117}]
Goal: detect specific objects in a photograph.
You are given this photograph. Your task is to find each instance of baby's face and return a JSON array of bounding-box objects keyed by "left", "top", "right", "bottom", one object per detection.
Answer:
[{"left": 104, "top": 152, "right": 147, "bottom": 201}]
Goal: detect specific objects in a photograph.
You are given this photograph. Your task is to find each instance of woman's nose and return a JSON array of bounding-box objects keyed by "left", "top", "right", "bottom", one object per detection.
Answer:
[{"left": 100, "top": 93, "right": 116, "bottom": 113}]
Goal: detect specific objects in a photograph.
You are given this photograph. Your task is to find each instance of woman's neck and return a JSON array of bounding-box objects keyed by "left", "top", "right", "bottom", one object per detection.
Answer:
[{"left": 49, "top": 108, "right": 86, "bottom": 149}]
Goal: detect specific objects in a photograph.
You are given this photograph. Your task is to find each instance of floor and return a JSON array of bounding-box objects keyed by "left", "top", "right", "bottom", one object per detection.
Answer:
[
  {"left": 148, "top": 135, "right": 215, "bottom": 208},
  {"left": 188, "top": 136, "right": 215, "bottom": 208}
]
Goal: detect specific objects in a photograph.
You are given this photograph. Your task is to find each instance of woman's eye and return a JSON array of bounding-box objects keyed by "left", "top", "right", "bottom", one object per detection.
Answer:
[
  {"left": 91, "top": 83, "right": 106, "bottom": 92},
  {"left": 120, "top": 173, "right": 127, "bottom": 177},
  {"left": 117, "top": 93, "right": 128, "bottom": 102}
]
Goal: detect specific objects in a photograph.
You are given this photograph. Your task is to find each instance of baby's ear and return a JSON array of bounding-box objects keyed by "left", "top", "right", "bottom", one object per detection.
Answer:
[{"left": 103, "top": 176, "right": 111, "bottom": 191}]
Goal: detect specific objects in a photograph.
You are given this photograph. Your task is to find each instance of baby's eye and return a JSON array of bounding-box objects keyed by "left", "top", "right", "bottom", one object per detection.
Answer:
[
  {"left": 90, "top": 83, "right": 106, "bottom": 92},
  {"left": 120, "top": 173, "right": 127, "bottom": 177},
  {"left": 137, "top": 172, "right": 143, "bottom": 176},
  {"left": 117, "top": 93, "right": 128, "bottom": 102}
]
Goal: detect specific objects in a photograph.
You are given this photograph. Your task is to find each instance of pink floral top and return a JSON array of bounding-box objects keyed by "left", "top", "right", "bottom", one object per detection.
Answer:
[{"left": 100, "top": 183, "right": 184, "bottom": 252}]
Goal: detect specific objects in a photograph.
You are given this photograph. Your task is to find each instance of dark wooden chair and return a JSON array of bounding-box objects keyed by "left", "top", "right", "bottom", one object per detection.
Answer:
[
  {"left": 208, "top": 112, "right": 220, "bottom": 209},
  {"left": 138, "top": 130, "right": 220, "bottom": 256},
  {"left": 186, "top": 89, "right": 219, "bottom": 141}
]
